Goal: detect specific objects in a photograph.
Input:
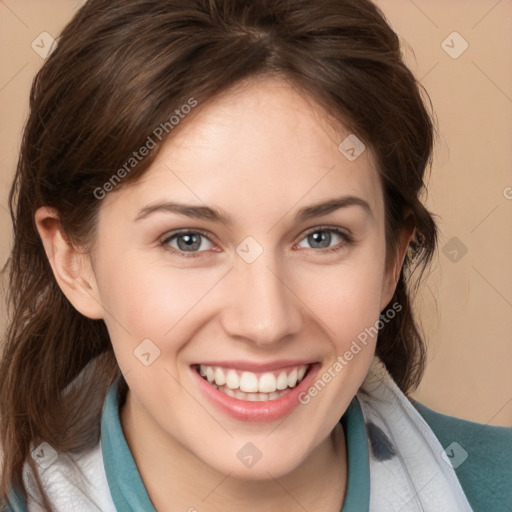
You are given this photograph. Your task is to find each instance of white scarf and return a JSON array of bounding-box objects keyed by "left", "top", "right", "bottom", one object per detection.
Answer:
[{"left": 357, "top": 356, "right": 474, "bottom": 511}]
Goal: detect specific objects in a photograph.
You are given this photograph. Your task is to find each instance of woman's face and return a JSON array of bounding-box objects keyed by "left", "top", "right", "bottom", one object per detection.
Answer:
[{"left": 87, "top": 77, "right": 399, "bottom": 478}]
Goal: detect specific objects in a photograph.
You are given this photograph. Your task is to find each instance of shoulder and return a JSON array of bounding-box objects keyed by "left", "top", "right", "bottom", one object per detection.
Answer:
[{"left": 412, "top": 399, "right": 512, "bottom": 512}]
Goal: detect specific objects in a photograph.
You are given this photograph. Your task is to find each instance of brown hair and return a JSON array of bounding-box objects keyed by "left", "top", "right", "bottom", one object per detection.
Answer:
[{"left": 0, "top": 0, "right": 438, "bottom": 508}]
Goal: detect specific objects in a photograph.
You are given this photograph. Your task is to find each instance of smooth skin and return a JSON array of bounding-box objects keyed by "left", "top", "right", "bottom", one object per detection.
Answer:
[{"left": 36, "top": 76, "right": 413, "bottom": 511}]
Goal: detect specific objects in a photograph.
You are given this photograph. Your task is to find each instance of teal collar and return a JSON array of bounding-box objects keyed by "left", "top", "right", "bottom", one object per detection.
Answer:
[
  {"left": 101, "top": 377, "right": 370, "bottom": 511},
  {"left": 101, "top": 378, "right": 156, "bottom": 510},
  {"left": 340, "top": 397, "right": 371, "bottom": 511}
]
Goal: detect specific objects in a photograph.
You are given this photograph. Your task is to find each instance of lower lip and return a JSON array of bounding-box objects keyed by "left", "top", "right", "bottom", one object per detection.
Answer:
[{"left": 191, "top": 364, "right": 320, "bottom": 422}]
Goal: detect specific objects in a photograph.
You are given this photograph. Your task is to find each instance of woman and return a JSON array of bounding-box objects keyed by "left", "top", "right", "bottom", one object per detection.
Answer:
[{"left": 1, "top": 0, "right": 510, "bottom": 510}]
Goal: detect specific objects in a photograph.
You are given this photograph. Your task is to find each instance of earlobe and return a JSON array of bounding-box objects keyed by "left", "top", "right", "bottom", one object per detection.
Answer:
[{"left": 34, "top": 206, "right": 104, "bottom": 320}]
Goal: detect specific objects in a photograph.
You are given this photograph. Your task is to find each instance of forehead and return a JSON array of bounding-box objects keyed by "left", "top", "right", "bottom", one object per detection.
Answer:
[{"left": 103, "top": 76, "right": 384, "bottom": 225}]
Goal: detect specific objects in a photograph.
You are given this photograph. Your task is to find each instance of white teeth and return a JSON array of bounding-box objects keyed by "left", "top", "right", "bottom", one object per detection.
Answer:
[
  {"left": 287, "top": 368, "right": 298, "bottom": 388},
  {"left": 198, "top": 364, "right": 309, "bottom": 397},
  {"left": 214, "top": 367, "right": 226, "bottom": 386},
  {"left": 214, "top": 385, "right": 289, "bottom": 402},
  {"left": 276, "top": 372, "right": 288, "bottom": 390},
  {"left": 239, "top": 372, "right": 259, "bottom": 393},
  {"left": 258, "top": 373, "right": 277, "bottom": 393},
  {"left": 225, "top": 370, "right": 239, "bottom": 390}
]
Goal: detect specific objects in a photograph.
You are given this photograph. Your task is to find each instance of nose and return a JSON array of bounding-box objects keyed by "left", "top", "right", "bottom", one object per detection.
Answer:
[{"left": 220, "top": 254, "right": 303, "bottom": 347}]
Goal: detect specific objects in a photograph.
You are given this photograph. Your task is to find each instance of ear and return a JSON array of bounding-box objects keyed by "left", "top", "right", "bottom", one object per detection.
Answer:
[
  {"left": 34, "top": 206, "right": 104, "bottom": 320},
  {"left": 380, "top": 211, "right": 416, "bottom": 311}
]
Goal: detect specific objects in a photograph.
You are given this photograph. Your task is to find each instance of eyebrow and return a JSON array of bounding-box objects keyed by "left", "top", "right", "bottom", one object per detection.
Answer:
[{"left": 134, "top": 195, "right": 373, "bottom": 224}]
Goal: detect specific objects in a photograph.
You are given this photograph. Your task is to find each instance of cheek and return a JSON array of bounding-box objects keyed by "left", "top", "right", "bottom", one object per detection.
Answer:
[
  {"left": 94, "top": 252, "right": 224, "bottom": 365},
  {"left": 297, "top": 251, "right": 386, "bottom": 343}
]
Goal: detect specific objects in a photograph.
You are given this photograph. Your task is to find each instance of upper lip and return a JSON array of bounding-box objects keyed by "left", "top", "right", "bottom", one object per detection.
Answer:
[{"left": 191, "top": 360, "right": 316, "bottom": 372}]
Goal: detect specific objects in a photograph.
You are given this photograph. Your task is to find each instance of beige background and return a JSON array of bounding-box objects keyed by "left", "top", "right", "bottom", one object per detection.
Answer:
[{"left": 0, "top": 1, "right": 511, "bottom": 426}]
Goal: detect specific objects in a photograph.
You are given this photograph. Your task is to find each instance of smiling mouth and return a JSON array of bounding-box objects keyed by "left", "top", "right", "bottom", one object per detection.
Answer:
[{"left": 193, "top": 364, "right": 312, "bottom": 402}]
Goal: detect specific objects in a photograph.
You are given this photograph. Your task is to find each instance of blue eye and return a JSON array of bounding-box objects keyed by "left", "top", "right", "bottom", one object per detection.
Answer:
[
  {"left": 162, "top": 230, "right": 214, "bottom": 257},
  {"left": 296, "top": 227, "right": 351, "bottom": 253}
]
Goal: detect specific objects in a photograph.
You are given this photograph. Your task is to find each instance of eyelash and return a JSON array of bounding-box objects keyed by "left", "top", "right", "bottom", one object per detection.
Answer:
[{"left": 160, "top": 226, "right": 353, "bottom": 259}]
